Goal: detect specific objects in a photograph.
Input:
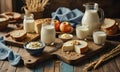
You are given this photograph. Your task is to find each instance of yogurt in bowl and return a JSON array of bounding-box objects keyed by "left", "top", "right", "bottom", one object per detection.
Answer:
[{"left": 24, "top": 41, "right": 45, "bottom": 55}]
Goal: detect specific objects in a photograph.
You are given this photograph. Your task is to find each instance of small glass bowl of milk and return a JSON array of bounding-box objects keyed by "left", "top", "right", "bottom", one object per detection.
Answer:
[{"left": 93, "top": 30, "right": 107, "bottom": 45}]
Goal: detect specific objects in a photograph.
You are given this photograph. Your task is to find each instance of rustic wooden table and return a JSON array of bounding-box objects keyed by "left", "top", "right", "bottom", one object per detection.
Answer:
[{"left": 0, "top": 19, "right": 120, "bottom": 72}]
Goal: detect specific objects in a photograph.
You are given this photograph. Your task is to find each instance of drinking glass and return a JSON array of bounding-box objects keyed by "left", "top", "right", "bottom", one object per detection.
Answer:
[
  {"left": 41, "top": 22, "right": 56, "bottom": 45},
  {"left": 93, "top": 30, "right": 106, "bottom": 45},
  {"left": 76, "top": 25, "right": 89, "bottom": 40}
]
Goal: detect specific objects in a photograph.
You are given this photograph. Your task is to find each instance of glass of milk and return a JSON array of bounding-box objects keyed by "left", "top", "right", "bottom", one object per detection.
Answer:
[
  {"left": 41, "top": 22, "right": 56, "bottom": 45},
  {"left": 93, "top": 30, "right": 106, "bottom": 45},
  {"left": 76, "top": 25, "right": 89, "bottom": 40}
]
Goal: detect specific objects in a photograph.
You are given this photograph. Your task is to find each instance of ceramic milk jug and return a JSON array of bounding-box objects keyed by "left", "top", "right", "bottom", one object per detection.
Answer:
[{"left": 81, "top": 3, "right": 104, "bottom": 35}]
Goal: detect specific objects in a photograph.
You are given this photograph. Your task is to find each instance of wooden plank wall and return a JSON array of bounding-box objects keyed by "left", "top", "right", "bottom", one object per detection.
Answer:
[{"left": 0, "top": 0, "right": 12, "bottom": 13}]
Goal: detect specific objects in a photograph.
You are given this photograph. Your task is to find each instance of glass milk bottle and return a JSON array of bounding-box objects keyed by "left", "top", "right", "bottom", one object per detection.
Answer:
[
  {"left": 23, "top": 14, "right": 35, "bottom": 33},
  {"left": 81, "top": 3, "right": 104, "bottom": 36},
  {"left": 41, "top": 22, "right": 56, "bottom": 45}
]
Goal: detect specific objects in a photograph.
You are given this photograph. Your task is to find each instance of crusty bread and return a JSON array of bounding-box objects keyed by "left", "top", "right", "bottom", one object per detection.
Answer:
[
  {"left": 62, "top": 40, "right": 88, "bottom": 54},
  {"left": 101, "top": 18, "right": 119, "bottom": 35},
  {"left": 34, "top": 18, "right": 51, "bottom": 34},
  {"left": 2, "top": 12, "right": 21, "bottom": 21},
  {"left": 10, "top": 30, "right": 27, "bottom": 41}
]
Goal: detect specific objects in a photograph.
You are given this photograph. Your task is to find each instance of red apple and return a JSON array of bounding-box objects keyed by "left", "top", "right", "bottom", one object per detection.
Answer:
[
  {"left": 54, "top": 20, "right": 60, "bottom": 31},
  {"left": 60, "top": 21, "right": 72, "bottom": 33}
]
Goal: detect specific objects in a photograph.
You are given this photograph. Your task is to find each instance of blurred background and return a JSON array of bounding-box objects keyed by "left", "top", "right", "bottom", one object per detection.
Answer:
[{"left": 0, "top": 0, "right": 120, "bottom": 18}]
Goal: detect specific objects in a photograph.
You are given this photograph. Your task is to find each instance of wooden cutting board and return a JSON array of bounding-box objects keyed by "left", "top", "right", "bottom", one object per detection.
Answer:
[
  {"left": 21, "top": 38, "right": 119, "bottom": 68},
  {"left": 4, "top": 32, "right": 40, "bottom": 47}
]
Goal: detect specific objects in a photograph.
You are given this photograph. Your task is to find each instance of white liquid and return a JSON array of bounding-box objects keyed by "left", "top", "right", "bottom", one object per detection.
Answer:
[
  {"left": 93, "top": 31, "right": 106, "bottom": 45},
  {"left": 82, "top": 10, "right": 100, "bottom": 35},
  {"left": 76, "top": 26, "right": 89, "bottom": 39},
  {"left": 23, "top": 19, "right": 35, "bottom": 32},
  {"left": 41, "top": 25, "right": 56, "bottom": 44}
]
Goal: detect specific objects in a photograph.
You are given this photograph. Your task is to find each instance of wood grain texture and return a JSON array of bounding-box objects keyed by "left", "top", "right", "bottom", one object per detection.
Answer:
[
  {"left": 103, "top": 60, "right": 120, "bottom": 72},
  {"left": 74, "top": 59, "right": 89, "bottom": 72},
  {"left": 16, "top": 47, "right": 33, "bottom": 72},
  {"left": 54, "top": 60, "right": 60, "bottom": 72}
]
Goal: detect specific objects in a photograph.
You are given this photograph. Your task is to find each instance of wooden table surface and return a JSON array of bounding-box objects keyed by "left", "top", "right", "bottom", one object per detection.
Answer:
[{"left": 0, "top": 19, "right": 120, "bottom": 72}]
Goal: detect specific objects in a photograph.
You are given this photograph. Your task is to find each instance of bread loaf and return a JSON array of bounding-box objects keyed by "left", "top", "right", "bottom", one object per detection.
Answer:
[
  {"left": 101, "top": 18, "right": 119, "bottom": 35},
  {"left": 34, "top": 18, "right": 51, "bottom": 34},
  {"left": 10, "top": 30, "right": 27, "bottom": 41}
]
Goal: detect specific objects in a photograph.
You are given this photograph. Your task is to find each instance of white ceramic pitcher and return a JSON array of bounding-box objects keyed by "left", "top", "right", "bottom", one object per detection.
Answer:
[{"left": 81, "top": 3, "right": 104, "bottom": 36}]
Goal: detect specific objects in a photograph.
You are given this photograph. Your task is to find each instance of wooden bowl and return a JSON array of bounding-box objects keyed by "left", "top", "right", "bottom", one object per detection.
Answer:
[
  {"left": 0, "top": 14, "right": 9, "bottom": 30},
  {"left": 2, "top": 12, "right": 21, "bottom": 23}
]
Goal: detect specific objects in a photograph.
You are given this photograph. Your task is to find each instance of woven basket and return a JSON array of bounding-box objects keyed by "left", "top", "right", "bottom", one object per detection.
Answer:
[
  {"left": 23, "top": 6, "right": 43, "bottom": 20},
  {"left": 32, "top": 11, "right": 43, "bottom": 20},
  {"left": 0, "top": 15, "right": 9, "bottom": 30}
]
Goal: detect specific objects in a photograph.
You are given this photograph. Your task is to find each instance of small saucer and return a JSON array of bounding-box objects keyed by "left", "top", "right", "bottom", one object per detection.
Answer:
[{"left": 58, "top": 33, "right": 73, "bottom": 42}]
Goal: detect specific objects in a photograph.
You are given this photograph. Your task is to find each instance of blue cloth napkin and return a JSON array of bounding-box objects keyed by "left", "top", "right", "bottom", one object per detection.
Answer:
[
  {"left": 51, "top": 7, "right": 84, "bottom": 27},
  {"left": 0, "top": 36, "right": 21, "bottom": 66}
]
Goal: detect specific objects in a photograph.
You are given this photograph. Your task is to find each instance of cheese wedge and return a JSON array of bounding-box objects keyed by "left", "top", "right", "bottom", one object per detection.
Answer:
[
  {"left": 74, "top": 40, "right": 88, "bottom": 54},
  {"left": 62, "top": 40, "right": 88, "bottom": 54},
  {"left": 62, "top": 40, "right": 74, "bottom": 52}
]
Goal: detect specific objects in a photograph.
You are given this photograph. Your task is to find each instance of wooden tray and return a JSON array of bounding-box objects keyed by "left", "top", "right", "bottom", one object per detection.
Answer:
[
  {"left": 21, "top": 38, "right": 119, "bottom": 68},
  {"left": 4, "top": 32, "right": 40, "bottom": 47}
]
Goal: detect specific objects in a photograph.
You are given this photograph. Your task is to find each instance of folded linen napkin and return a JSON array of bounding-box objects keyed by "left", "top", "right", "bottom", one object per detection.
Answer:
[
  {"left": 51, "top": 7, "right": 84, "bottom": 27},
  {"left": 0, "top": 36, "right": 21, "bottom": 66}
]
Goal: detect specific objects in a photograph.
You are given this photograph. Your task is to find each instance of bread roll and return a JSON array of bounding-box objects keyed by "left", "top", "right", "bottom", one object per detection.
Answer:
[
  {"left": 101, "top": 18, "right": 119, "bottom": 35},
  {"left": 34, "top": 18, "right": 51, "bottom": 34}
]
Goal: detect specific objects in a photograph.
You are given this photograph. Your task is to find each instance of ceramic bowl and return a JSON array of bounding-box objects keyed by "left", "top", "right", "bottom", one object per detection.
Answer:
[
  {"left": 24, "top": 41, "right": 45, "bottom": 55},
  {"left": 58, "top": 33, "right": 73, "bottom": 42}
]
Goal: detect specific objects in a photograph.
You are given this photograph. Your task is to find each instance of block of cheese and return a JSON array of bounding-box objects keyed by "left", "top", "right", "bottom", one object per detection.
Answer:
[
  {"left": 62, "top": 40, "right": 74, "bottom": 52},
  {"left": 62, "top": 40, "right": 88, "bottom": 54},
  {"left": 74, "top": 40, "right": 88, "bottom": 54},
  {"left": 34, "top": 18, "right": 51, "bottom": 34}
]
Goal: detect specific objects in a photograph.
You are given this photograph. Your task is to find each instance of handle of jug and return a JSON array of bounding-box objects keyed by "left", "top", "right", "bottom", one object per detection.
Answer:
[{"left": 98, "top": 8, "right": 104, "bottom": 23}]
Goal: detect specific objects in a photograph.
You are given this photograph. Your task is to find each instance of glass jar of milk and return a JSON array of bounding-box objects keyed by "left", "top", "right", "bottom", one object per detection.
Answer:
[
  {"left": 41, "top": 23, "right": 56, "bottom": 45},
  {"left": 23, "top": 14, "right": 35, "bottom": 33}
]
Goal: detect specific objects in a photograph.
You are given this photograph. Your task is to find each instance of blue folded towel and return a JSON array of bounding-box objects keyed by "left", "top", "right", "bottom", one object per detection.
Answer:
[
  {"left": 51, "top": 7, "right": 84, "bottom": 27},
  {"left": 0, "top": 36, "right": 21, "bottom": 66}
]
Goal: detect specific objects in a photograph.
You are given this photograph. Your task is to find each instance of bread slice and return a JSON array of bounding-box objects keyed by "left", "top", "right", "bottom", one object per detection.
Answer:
[
  {"left": 10, "top": 30, "right": 27, "bottom": 41},
  {"left": 62, "top": 40, "right": 88, "bottom": 54},
  {"left": 101, "top": 18, "right": 119, "bottom": 35},
  {"left": 34, "top": 18, "right": 51, "bottom": 34}
]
